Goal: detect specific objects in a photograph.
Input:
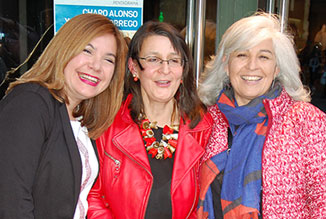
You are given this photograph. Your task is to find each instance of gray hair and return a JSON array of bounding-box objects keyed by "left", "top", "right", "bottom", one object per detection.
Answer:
[{"left": 198, "top": 12, "right": 310, "bottom": 106}]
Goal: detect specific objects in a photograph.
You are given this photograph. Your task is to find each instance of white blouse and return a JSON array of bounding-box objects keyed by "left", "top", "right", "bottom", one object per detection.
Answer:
[{"left": 70, "top": 121, "right": 99, "bottom": 219}]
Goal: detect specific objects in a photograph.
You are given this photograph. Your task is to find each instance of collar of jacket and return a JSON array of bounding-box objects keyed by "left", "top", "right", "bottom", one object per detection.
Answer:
[
  {"left": 112, "top": 94, "right": 210, "bottom": 184},
  {"left": 262, "top": 88, "right": 295, "bottom": 120}
]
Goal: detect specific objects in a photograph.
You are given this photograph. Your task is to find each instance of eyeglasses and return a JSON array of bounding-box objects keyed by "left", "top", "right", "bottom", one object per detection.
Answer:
[{"left": 138, "top": 56, "right": 184, "bottom": 68}]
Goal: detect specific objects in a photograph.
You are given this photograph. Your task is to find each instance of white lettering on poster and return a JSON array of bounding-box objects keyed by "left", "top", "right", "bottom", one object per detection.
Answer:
[
  {"left": 81, "top": 9, "right": 138, "bottom": 19},
  {"left": 112, "top": 19, "right": 138, "bottom": 28},
  {"left": 82, "top": 9, "right": 109, "bottom": 16},
  {"left": 109, "top": 10, "right": 138, "bottom": 18},
  {"left": 79, "top": 8, "right": 139, "bottom": 28}
]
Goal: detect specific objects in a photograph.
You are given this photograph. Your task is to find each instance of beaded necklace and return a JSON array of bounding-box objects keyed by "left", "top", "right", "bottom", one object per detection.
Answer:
[{"left": 139, "top": 118, "right": 179, "bottom": 160}]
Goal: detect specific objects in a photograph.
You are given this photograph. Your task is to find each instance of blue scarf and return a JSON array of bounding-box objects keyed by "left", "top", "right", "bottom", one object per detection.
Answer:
[{"left": 204, "top": 83, "right": 281, "bottom": 218}]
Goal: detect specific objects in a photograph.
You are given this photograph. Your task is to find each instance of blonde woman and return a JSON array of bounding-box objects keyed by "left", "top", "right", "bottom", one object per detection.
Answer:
[{"left": 0, "top": 14, "right": 127, "bottom": 219}]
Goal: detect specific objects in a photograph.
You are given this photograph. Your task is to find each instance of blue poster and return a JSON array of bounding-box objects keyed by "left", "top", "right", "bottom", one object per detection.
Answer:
[{"left": 54, "top": 0, "right": 143, "bottom": 38}]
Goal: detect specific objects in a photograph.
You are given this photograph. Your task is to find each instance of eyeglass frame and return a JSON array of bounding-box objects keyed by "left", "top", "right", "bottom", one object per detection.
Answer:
[{"left": 136, "top": 55, "right": 185, "bottom": 69}]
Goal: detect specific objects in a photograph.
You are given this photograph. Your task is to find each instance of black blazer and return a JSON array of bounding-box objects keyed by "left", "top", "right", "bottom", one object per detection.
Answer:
[{"left": 0, "top": 83, "right": 98, "bottom": 219}]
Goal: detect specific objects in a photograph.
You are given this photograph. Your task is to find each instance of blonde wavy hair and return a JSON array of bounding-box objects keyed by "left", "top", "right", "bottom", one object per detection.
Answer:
[{"left": 8, "top": 13, "right": 128, "bottom": 139}]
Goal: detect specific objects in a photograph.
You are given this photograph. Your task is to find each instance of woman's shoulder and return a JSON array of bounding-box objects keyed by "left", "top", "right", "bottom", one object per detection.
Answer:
[
  {"left": 292, "top": 100, "right": 325, "bottom": 113},
  {"left": 0, "top": 82, "right": 57, "bottom": 114},
  {"left": 200, "top": 109, "right": 214, "bottom": 124},
  {"left": 201, "top": 105, "right": 228, "bottom": 162},
  {"left": 4, "top": 83, "right": 52, "bottom": 101},
  {"left": 98, "top": 97, "right": 134, "bottom": 137},
  {"left": 271, "top": 97, "right": 326, "bottom": 139},
  {"left": 268, "top": 90, "right": 325, "bottom": 120},
  {"left": 13, "top": 82, "right": 46, "bottom": 91},
  {"left": 289, "top": 101, "right": 326, "bottom": 125},
  {"left": 0, "top": 83, "right": 59, "bottom": 137},
  {"left": 207, "top": 104, "right": 228, "bottom": 125},
  {"left": 272, "top": 90, "right": 326, "bottom": 120}
]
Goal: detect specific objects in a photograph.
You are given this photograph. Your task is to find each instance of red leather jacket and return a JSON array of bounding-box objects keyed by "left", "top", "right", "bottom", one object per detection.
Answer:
[{"left": 87, "top": 95, "right": 213, "bottom": 219}]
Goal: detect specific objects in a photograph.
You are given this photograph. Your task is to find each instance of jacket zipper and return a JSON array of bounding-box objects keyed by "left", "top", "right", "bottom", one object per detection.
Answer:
[
  {"left": 104, "top": 151, "right": 121, "bottom": 177},
  {"left": 114, "top": 143, "right": 153, "bottom": 218},
  {"left": 104, "top": 151, "right": 121, "bottom": 165}
]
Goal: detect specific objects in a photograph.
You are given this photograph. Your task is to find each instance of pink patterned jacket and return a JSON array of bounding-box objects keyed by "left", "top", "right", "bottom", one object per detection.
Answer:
[{"left": 202, "top": 89, "right": 326, "bottom": 218}]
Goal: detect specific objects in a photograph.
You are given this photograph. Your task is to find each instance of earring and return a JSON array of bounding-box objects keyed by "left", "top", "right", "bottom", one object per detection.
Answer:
[
  {"left": 180, "top": 79, "right": 183, "bottom": 84},
  {"left": 133, "top": 74, "right": 138, "bottom": 82},
  {"left": 271, "top": 75, "right": 277, "bottom": 89},
  {"left": 226, "top": 82, "right": 232, "bottom": 90},
  {"left": 271, "top": 79, "right": 275, "bottom": 89},
  {"left": 225, "top": 76, "right": 231, "bottom": 90}
]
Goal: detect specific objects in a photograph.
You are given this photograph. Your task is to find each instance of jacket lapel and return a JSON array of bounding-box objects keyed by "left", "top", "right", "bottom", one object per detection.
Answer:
[
  {"left": 113, "top": 123, "right": 151, "bottom": 171},
  {"left": 171, "top": 117, "right": 209, "bottom": 190},
  {"left": 59, "top": 103, "right": 82, "bottom": 205}
]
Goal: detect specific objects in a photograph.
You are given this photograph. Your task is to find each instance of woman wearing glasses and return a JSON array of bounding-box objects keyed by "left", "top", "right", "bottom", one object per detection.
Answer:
[{"left": 87, "top": 21, "right": 213, "bottom": 219}]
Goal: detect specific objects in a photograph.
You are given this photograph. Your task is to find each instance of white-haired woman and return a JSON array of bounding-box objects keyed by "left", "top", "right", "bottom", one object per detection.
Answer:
[{"left": 197, "top": 12, "right": 326, "bottom": 219}]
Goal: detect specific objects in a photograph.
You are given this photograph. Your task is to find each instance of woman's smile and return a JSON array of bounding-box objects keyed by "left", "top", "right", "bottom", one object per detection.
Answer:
[
  {"left": 155, "top": 79, "right": 171, "bottom": 87},
  {"left": 240, "top": 75, "right": 262, "bottom": 82},
  {"left": 78, "top": 72, "right": 100, "bottom": 86},
  {"left": 226, "top": 39, "right": 279, "bottom": 106}
]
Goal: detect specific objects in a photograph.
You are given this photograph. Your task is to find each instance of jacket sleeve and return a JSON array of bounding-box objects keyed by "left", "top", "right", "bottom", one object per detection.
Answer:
[
  {"left": 0, "top": 88, "right": 51, "bottom": 219},
  {"left": 87, "top": 134, "right": 114, "bottom": 219},
  {"left": 304, "top": 107, "right": 326, "bottom": 217}
]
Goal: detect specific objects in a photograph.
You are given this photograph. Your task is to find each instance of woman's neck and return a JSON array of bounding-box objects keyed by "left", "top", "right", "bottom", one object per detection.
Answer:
[
  {"left": 143, "top": 99, "right": 179, "bottom": 127},
  {"left": 66, "top": 101, "right": 79, "bottom": 121}
]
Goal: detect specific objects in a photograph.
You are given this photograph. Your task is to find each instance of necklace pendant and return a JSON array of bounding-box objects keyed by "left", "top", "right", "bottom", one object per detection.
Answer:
[
  {"left": 141, "top": 119, "right": 150, "bottom": 129},
  {"left": 155, "top": 146, "right": 165, "bottom": 159},
  {"left": 155, "top": 154, "right": 163, "bottom": 159},
  {"left": 146, "top": 141, "right": 159, "bottom": 151},
  {"left": 148, "top": 148, "right": 158, "bottom": 158},
  {"left": 171, "top": 124, "right": 179, "bottom": 132},
  {"left": 164, "top": 147, "right": 173, "bottom": 159},
  {"left": 153, "top": 141, "right": 159, "bottom": 148},
  {"left": 139, "top": 116, "right": 179, "bottom": 160},
  {"left": 168, "top": 139, "right": 177, "bottom": 148},
  {"left": 150, "top": 121, "right": 158, "bottom": 129},
  {"left": 145, "top": 130, "right": 154, "bottom": 138},
  {"left": 146, "top": 145, "right": 154, "bottom": 151},
  {"left": 157, "top": 146, "right": 164, "bottom": 154},
  {"left": 162, "top": 133, "right": 178, "bottom": 141},
  {"left": 163, "top": 125, "right": 174, "bottom": 134},
  {"left": 166, "top": 144, "right": 176, "bottom": 153}
]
